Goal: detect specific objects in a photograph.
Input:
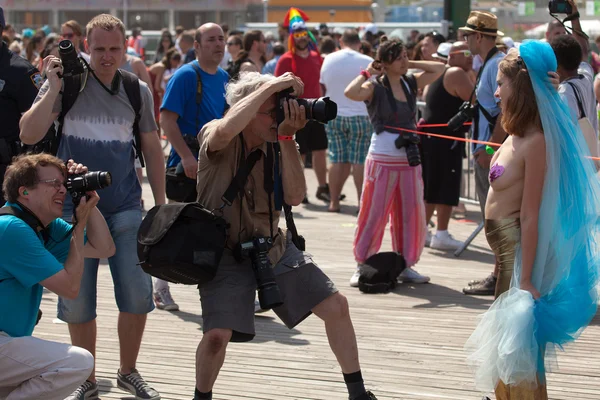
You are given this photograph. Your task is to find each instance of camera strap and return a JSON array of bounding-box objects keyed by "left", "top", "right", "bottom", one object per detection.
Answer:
[
  {"left": 381, "top": 74, "right": 417, "bottom": 122},
  {"left": 191, "top": 62, "right": 204, "bottom": 135},
  {"left": 0, "top": 204, "right": 49, "bottom": 244},
  {"left": 566, "top": 77, "right": 587, "bottom": 119}
]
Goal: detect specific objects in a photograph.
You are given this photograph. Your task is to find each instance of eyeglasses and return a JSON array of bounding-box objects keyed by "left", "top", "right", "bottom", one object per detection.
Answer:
[
  {"left": 62, "top": 33, "right": 75, "bottom": 39},
  {"left": 450, "top": 50, "right": 472, "bottom": 57},
  {"left": 293, "top": 31, "right": 308, "bottom": 39},
  {"left": 38, "top": 178, "right": 66, "bottom": 190}
]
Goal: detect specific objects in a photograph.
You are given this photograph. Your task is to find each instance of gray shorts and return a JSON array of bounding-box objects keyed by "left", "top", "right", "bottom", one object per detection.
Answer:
[{"left": 199, "top": 233, "right": 338, "bottom": 342}]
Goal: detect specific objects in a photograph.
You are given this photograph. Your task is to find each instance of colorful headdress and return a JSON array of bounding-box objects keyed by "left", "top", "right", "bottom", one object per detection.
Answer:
[{"left": 283, "top": 7, "right": 318, "bottom": 53}]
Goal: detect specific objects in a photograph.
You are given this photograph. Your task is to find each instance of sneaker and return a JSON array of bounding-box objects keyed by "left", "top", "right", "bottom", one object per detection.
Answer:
[
  {"left": 254, "top": 299, "right": 268, "bottom": 314},
  {"left": 65, "top": 380, "right": 99, "bottom": 400},
  {"left": 467, "top": 273, "right": 495, "bottom": 286},
  {"left": 302, "top": 195, "right": 310, "bottom": 204},
  {"left": 349, "top": 266, "right": 362, "bottom": 287},
  {"left": 398, "top": 268, "right": 430, "bottom": 284},
  {"left": 424, "top": 230, "right": 432, "bottom": 248},
  {"left": 463, "top": 274, "right": 497, "bottom": 296},
  {"left": 430, "top": 232, "right": 463, "bottom": 250},
  {"left": 352, "top": 391, "right": 378, "bottom": 400},
  {"left": 153, "top": 287, "right": 179, "bottom": 311},
  {"left": 117, "top": 368, "right": 161, "bottom": 400}
]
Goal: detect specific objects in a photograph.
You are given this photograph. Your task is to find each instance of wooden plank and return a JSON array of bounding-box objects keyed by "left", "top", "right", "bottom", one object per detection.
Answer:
[{"left": 32, "top": 169, "right": 600, "bottom": 400}]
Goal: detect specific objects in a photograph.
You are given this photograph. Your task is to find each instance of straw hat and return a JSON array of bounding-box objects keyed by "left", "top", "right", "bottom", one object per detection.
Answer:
[{"left": 459, "top": 11, "right": 504, "bottom": 37}]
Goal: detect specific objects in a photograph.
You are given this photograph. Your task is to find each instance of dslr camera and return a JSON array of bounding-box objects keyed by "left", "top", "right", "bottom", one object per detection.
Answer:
[
  {"left": 236, "top": 237, "right": 283, "bottom": 310},
  {"left": 66, "top": 171, "right": 112, "bottom": 207},
  {"left": 548, "top": 0, "right": 572, "bottom": 14},
  {"left": 394, "top": 133, "right": 421, "bottom": 167},
  {"left": 448, "top": 101, "right": 476, "bottom": 132},
  {"left": 58, "top": 39, "right": 85, "bottom": 78},
  {"left": 276, "top": 88, "right": 338, "bottom": 125}
]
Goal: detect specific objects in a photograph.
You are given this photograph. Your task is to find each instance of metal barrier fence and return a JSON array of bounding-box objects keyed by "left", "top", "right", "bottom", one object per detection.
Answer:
[{"left": 416, "top": 101, "right": 484, "bottom": 257}]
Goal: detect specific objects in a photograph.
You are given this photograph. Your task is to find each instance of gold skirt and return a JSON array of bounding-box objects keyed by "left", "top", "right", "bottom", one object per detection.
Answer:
[
  {"left": 484, "top": 218, "right": 520, "bottom": 298},
  {"left": 484, "top": 218, "right": 548, "bottom": 400}
]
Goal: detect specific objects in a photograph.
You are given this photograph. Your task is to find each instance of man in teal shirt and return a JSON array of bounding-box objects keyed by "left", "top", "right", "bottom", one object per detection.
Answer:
[{"left": 0, "top": 154, "right": 114, "bottom": 400}]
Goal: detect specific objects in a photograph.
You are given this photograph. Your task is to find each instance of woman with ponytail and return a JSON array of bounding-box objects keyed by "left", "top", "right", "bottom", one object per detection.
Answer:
[{"left": 344, "top": 37, "right": 445, "bottom": 286}]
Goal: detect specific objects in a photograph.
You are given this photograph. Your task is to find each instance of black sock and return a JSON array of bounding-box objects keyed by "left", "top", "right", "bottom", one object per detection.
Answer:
[
  {"left": 343, "top": 370, "right": 366, "bottom": 400},
  {"left": 194, "top": 388, "right": 212, "bottom": 400}
]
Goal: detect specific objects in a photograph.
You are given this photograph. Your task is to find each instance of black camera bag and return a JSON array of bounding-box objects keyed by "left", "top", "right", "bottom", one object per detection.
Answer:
[
  {"left": 138, "top": 143, "right": 263, "bottom": 284},
  {"left": 137, "top": 202, "right": 228, "bottom": 284},
  {"left": 358, "top": 252, "right": 406, "bottom": 294}
]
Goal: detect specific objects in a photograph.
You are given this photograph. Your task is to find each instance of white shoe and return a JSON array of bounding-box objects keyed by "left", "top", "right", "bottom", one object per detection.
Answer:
[
  {"left": 254, "top": 299, "right": 268, "bottom": 314},
  {"left": 398, "top": 268, "right": 430, "bottom": 284},
  {"left": 153, "top": 287, "right": 179, "bottom": 311},
  {"left": 349, "top": 267, "right": 362, "bottom": 287},
  {"left": 430, "top": 231, "right": 463, "bottom": 250},
  {"left": 425, "top": 230, "right": 432, "bottom": 248}
]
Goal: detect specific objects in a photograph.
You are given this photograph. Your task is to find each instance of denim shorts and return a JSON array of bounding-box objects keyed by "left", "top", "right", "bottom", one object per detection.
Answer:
[
  {"left": 326, "top": 115, "right": 373, "bottom": 164},
  {"left": 57, "top": 209, "right": 154, "bottom": 324}
]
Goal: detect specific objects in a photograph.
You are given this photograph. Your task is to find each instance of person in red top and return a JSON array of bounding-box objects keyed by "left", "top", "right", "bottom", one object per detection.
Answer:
[{"left": 275, "top": 17, "right": 335, "bottom": 203}]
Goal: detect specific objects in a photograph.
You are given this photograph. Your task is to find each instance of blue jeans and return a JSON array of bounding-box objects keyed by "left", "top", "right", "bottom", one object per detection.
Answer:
[{"left": 57, "top": 209, "right": 154, "bottom": 324}]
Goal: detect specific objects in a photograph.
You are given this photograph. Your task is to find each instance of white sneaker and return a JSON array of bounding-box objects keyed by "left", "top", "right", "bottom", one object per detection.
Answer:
[
  {"left": 430, "top": 231, "right": 463, "bottom": 250},
  {"left": 349, "top": 267, "right": 362, "bottom": 287},
  {"left": 153, "top": 287, "right": 179, "bottom": 311},
  {"left": 398, "top": 268, "right": 430, "bottom": 284},
  {"left": 425, "top": 230, "right": 432, "bottom": 248}
]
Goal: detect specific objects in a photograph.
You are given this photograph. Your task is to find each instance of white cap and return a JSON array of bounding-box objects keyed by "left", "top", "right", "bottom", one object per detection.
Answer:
[
  {"left": 432, "top": 42, "right": 452, "bottom": 60},
  {"left": 364, "top": 23, "right": 378, "bottom": 35},
  {"left": 502, "top": 37, "right": 515, "bottom": 49}
]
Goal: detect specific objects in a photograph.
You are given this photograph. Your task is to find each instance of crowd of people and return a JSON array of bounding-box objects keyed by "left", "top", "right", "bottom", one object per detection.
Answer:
[{"left": 1, "top": 0, "right": 600, "bottom": 399}]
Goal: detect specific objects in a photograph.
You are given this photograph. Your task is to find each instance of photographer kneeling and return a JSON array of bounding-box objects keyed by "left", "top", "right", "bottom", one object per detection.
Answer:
[
  {"left": 193, "top": 71, "right": 377, "bottom": 400},
  {"left": 0, "top": 154, "right": 115, "bottom": 400}
]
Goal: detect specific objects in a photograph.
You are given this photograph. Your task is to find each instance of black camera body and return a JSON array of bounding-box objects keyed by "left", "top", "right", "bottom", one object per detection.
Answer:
[
  {"left": 237, "top": 237, "right": 283, "bottom": 310},
  {"left": 448, "top": 101, "right": 476, "bottom": 132},
  {"left": 58, "top": 39, "right": 85, "bottom": 78},
  {"left": 276, "top": 88, "right": 338, "bottom": 125},
  {"left": 394, "top": 133, "right": 421, "bottom": 167},
  {"left": 548, "top": 0, "right": 573, "bottom": 14},
  {"left": 66, "top": 171, "right": 112, "bottom": 207}
]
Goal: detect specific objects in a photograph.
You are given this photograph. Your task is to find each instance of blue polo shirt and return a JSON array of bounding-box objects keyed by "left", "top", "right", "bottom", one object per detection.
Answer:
[
  {"left": 474, "top": 51, "right": 505, "bottom": 153},
  {"left": 0, "top": 203, "right": 74, "bottom": 337},
  {"left": 161, "top": 60, "right": 229, "bottom": 167}
]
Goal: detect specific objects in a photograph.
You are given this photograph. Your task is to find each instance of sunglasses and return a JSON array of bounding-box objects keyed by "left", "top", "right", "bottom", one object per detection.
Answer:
[
  {"left": 450, "top": 50, "right": 472, "bottom": 57},
  {"left": 293, "top": 31, "right": 308, "bottom": 39}
]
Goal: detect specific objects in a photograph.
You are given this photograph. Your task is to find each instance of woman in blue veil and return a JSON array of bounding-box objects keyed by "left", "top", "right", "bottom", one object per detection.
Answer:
[{"left": 465, "top": 40, "right": 600, "bottom": 399}]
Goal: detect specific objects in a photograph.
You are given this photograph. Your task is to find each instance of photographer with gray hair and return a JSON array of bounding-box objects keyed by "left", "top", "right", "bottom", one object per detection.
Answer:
[{"left": 192, "top": 71, "right": 377, "bottom": 400}]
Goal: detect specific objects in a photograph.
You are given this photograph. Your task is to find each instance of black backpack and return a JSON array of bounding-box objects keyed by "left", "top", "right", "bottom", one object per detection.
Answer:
[{"left": 25, "top": 68, "right": 145, "bottom": 167}]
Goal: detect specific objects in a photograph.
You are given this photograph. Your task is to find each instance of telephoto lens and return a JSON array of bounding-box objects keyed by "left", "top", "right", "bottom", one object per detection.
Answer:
[
  {"left": 66, "top": 171, "right": 112, "bottom": 193},
  {"left": 239, "top": 237, "right": 283, "bottom": 310}
]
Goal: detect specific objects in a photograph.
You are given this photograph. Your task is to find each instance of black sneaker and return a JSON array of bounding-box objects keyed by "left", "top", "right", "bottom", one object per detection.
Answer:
[
  {"left": 463, "top": 274, "right": 497, "bottom": 296},
  {"left": 117, "top": 368, "right": 161, "bottom": 400},
  {"left": 316, "top": 184, "right": 346, "bottom": 203},
  {"left": 352, "top": 391, "right": 378, "bottom": 400},
  {"left": 65, "top": 380, "right": 99, "bottom": 400}
]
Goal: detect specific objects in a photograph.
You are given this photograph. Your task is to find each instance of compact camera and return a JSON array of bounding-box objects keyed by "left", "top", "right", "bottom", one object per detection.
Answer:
[
  {"left": 66, "top": 171, "right": 112, "bottom": 207},
  {"left": 58, "top": 39, "right": 85, "bottom": 78},
  {"left": 237, "top": 237, "right": 283, "bottom": 310},
  {"left": 548, "top": 0, "right": 573, "bottom": 14},
  {"left": 276, "top": 88, "right": 338, "bottom": 125}
]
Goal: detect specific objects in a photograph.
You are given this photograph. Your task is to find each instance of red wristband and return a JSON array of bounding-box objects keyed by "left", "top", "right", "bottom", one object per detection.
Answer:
[
  {"left": 360, "top": 69, "right": 371, "bottom": 80},
  {"left": 278, "top": 135, "right": 295, "bottom": 141}
]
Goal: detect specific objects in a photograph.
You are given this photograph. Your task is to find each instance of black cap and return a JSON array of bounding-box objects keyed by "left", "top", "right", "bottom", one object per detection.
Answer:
[{"left": 0, "top": 7, "right": 5, "bottom": 30}]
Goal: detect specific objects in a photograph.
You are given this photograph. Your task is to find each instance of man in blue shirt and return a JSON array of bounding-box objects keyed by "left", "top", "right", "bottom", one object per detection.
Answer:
[
  {"left": 458, "top": 11, "right": 507, "bottom": 296},
  {"left": 158, "top": 22, "right": 228, "bottom": 310},
  {"left": 0, "top": 153, "right": 114, "bottom": 400}
]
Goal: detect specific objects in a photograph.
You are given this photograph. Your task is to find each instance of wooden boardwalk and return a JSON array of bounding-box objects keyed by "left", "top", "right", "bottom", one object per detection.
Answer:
[{"left": 35, "top": 171, "right": 600, "bottom": 400}]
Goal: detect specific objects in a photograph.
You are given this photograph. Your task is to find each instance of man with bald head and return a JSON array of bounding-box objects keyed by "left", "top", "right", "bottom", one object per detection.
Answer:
[
  {"left": 158, "top": 23, "right": 229, "bottom": 308},
  {"left": 421, "top": 41, "right": 475, "bottom": 250}
]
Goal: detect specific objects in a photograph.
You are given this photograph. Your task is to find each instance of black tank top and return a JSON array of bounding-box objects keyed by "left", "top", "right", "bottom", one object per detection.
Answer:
[{"left": 423, "top": 69, "right": 467, "bottom": 135}]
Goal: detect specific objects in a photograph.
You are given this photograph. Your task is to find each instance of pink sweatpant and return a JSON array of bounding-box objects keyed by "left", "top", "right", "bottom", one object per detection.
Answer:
[{"left": 353, "top": 153, "right": 426, "bottom": 267}]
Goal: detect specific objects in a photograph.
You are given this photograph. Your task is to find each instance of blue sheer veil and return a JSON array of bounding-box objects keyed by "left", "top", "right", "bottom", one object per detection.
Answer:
[{"left": 465, "top": 40, "right": 600, "bottom": 393}]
